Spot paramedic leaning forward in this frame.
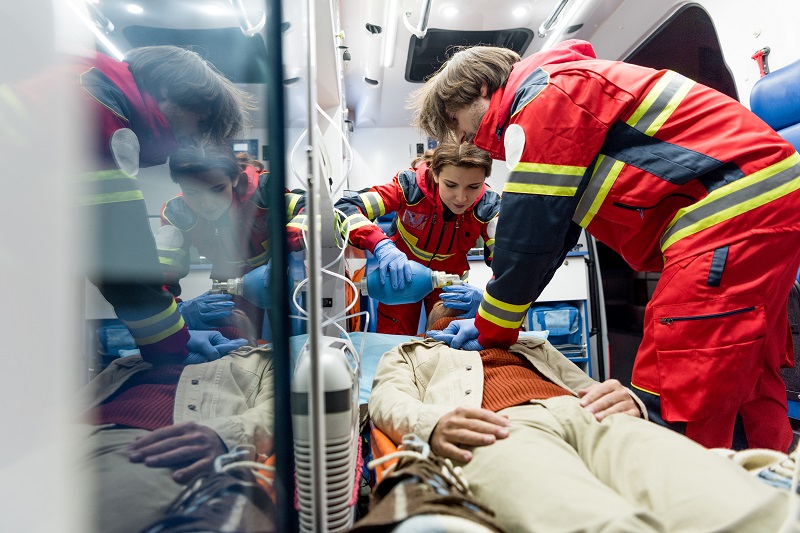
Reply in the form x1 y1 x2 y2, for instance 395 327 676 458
335 142 500 335
77 46 254 363
412 39 800 451
156 145 306 331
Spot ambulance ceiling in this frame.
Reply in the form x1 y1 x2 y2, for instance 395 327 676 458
81 0 694 129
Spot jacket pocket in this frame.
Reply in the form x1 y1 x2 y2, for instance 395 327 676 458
653 295 766 422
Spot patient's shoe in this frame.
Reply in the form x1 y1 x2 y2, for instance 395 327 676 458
350 434 506 533
711 447 800 493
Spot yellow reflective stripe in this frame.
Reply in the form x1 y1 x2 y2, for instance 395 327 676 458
247 250 269 266
573 155 625 227
395 219 454 262
81 190 144 206
643 79 693 136
505 162 585 197
83 169 135 182
478 291 530 329
124 300 186 345
286 193 302 216
484 238 495 247
661 154 800 251
288 214 308 230
625 71 695 136
134 320 185 345
359 191 386 220
503 182 576 196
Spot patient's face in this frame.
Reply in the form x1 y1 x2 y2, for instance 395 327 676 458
426 301 465 332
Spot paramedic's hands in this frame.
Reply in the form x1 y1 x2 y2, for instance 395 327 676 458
373 239 413 290
578 379 641 421
428 318 483 351
440 283 483 319
178 292 234 330
186 330 248 364
128 422 227 484
430 407 510 463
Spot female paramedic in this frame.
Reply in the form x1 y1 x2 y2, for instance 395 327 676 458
413 39 800 452
155 145 306 334
335 142 500 335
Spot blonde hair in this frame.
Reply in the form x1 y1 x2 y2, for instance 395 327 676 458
408 46 520 141
412 142 492 180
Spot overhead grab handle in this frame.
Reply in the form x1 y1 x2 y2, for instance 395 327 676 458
538 0 570 38
402 0 432 39
230 0 266 37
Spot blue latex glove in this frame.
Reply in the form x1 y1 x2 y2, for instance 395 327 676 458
373 239 413 290
427 318 484 351
440 283 484 319
185 330 248 365
178 292 234 330
241 259 272 309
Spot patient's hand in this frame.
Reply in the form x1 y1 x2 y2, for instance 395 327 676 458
127 422 227 484
430 407 510 463
577 379 641 421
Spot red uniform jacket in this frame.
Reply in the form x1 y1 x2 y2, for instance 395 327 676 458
335 162 500 277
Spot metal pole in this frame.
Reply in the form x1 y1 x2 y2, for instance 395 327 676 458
264 0 297 530
304 0 328 529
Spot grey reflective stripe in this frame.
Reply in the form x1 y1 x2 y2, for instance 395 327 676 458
359 192 383 219
661 160 800 250
507 169 583 188
630 73 690 133
479 299 528 325
125 310 183 341
572 155 619 225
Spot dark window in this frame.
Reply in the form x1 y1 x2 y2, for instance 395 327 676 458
625 4 737 100
405 28 534 83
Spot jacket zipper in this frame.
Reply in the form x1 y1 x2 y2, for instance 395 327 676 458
421 212 438 249
659 306 756 325
444 216 459 255
613 193 698 219
427 221 448 267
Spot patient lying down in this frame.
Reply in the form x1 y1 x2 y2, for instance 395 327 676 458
360 303 797 533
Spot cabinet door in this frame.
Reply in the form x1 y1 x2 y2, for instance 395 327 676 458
536 256 588 303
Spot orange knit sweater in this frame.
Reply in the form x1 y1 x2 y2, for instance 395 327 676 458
428 317 572 412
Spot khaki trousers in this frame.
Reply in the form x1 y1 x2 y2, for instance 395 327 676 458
461 396 792 533
79 425 184 533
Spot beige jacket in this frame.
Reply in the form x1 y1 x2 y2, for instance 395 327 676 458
78 346 274 456
369 337 647 446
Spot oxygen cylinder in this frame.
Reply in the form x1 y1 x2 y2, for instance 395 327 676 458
359 261 462 305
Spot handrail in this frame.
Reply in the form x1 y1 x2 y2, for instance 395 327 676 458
402 0 432 39
230 0 266 36
538 0 570 38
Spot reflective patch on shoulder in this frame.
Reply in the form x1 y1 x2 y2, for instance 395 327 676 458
504 124 525 171
398 169 425 205
110 128 140 176
80 68 131 122
162 197 198 231
472 189 501 222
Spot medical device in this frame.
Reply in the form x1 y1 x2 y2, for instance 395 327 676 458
358 261 463 305
292 336 361 532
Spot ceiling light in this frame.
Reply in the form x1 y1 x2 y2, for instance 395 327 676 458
202 4 227 16
512 6 530 18
125 4 144 14
440 4 458 17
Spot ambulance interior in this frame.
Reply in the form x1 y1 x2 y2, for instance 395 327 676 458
5 0 800 531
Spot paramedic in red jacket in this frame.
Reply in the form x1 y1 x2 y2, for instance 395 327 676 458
77 46 254 362
335 143 500 335
157 145 306 328
413 40 800 452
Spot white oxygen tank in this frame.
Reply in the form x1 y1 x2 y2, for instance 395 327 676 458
292 336 360 532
